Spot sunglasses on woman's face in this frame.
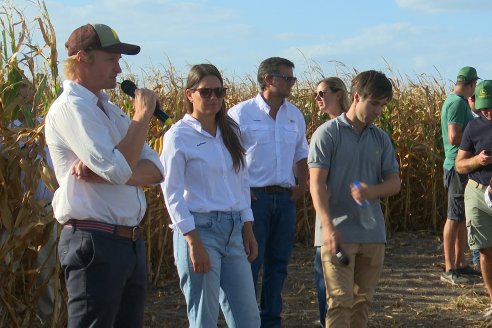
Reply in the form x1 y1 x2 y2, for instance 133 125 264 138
190 87 227 98
315 88 339 99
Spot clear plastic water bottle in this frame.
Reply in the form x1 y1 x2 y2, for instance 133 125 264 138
352 181 377 229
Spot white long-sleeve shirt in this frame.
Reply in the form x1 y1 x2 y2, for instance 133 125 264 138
160 114 253 234
45 80 164 226
228 93 309 188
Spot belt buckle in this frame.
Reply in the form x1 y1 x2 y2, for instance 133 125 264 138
132 227 139 241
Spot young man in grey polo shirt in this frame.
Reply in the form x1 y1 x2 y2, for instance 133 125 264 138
309 70 400 327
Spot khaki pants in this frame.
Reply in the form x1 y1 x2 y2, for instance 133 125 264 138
321 243 385 328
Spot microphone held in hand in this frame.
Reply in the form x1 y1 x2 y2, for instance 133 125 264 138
120 80 171 124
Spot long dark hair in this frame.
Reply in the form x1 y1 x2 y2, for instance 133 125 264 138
184 64 245 171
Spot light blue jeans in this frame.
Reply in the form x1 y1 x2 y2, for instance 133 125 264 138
174 211 260 328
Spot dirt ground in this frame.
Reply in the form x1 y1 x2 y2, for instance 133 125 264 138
143 231 492 327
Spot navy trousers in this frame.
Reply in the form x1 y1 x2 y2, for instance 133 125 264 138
58 227 147 328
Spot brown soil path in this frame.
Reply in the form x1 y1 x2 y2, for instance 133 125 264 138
144 231 491 327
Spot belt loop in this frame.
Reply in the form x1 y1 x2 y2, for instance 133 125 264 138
132 227 138 242
69 219 77 233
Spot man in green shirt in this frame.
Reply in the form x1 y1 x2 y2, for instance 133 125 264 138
440 66 479 284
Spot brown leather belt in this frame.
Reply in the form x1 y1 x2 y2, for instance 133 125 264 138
251 185 291 193
64 219 142 241
468 179 488 191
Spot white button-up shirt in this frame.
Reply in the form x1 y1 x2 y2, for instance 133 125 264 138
228 93 309 188
45 80 164 226
160 114 253 234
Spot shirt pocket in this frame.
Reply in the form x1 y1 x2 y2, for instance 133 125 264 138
193 212 215 230
282 124 298 145
242 124 273 146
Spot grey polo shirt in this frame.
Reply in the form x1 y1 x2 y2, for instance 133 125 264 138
308 113 399 244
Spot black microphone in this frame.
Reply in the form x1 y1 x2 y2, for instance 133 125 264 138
120 80 171 124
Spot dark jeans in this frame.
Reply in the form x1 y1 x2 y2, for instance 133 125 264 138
314 247 327 327
250 190 296 328
58 227 147 328
472 249 480 266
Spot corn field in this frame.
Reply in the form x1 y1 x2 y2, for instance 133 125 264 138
0 1 449 327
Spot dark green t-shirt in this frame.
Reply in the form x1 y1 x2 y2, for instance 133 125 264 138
441 93 473 170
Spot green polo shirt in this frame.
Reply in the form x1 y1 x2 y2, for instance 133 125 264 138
440 93 473 171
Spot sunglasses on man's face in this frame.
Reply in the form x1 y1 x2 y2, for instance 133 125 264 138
190 87 227 98
270 74 297 83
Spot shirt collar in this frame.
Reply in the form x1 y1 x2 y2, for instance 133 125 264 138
182 113 221 138
337 112 375 130
62 80 109 105
254 93 287 115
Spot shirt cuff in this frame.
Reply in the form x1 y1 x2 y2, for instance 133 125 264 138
240 208 254 222
172 215 196 235
107 148 133 184
145 154 165 185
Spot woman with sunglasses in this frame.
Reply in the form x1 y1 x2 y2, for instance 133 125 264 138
315 77 350 119
312 76 349 327
160 64 260 327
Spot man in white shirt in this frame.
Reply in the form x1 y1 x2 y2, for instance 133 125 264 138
45 23 163 327
228 57 309 327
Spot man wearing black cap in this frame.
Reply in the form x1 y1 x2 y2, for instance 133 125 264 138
45 23 164 327
440 66 480 285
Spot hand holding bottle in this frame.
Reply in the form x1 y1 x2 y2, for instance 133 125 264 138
351 181 377 229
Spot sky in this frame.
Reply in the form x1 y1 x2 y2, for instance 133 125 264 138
9 0 492 85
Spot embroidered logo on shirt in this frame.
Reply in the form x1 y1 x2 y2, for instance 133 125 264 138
197 142 206 146
253 119 261 122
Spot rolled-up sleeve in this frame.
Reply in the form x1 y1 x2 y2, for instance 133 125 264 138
140 142 165 183
52 100 133 185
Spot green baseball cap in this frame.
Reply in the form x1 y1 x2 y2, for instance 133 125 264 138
475 80 492 110
65 23 140 56
456 66 479 83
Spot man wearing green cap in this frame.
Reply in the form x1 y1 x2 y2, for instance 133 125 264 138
45 24 164 327
440 66 479 285
456 80 492 319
